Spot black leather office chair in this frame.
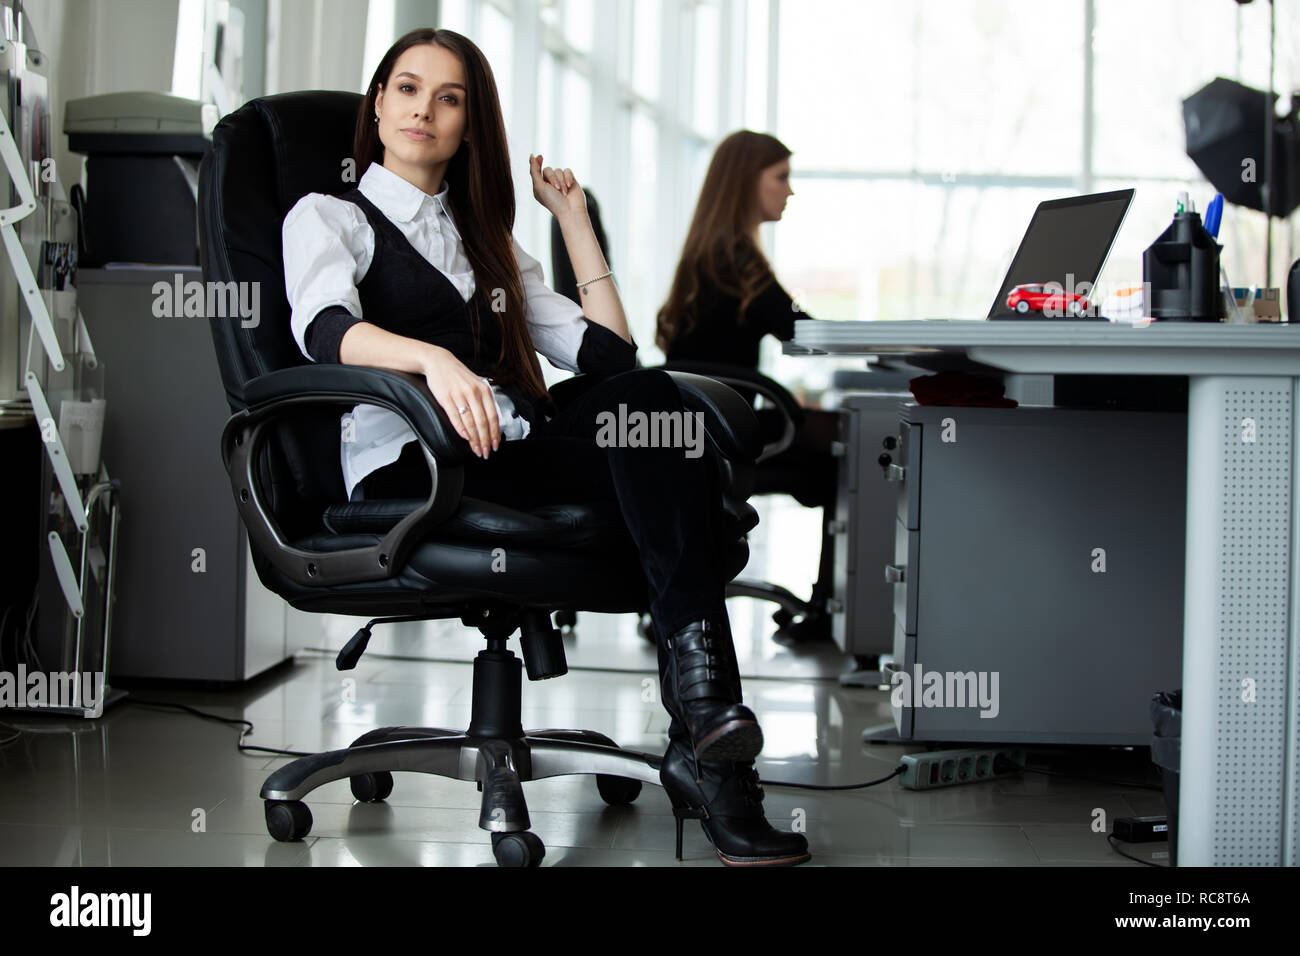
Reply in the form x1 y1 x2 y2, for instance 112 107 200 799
198 90 763 867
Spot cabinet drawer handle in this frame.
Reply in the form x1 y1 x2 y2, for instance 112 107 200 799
884 564 906 584
830 440 846 458
827 519 847 535
885 464 906 482
826 598 844 614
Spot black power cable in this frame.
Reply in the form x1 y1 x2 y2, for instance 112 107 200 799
128 699 312 758
764 765 905 791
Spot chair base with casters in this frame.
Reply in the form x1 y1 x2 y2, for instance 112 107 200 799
626 582 814 646
724 578 813 630
261 609 668 867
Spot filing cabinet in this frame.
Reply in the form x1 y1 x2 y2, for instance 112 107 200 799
881 403 1186 745
828 393 913 662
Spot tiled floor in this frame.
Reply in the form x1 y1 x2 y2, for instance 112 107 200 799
0 497 1168 867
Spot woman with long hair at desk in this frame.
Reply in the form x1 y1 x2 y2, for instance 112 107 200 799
281 29 809 866
656 131 838 646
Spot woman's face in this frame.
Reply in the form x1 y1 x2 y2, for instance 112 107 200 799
375 44 469 182
755 158 794 224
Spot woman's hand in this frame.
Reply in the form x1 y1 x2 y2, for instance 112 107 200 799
529 154 588 221
420 344 499 459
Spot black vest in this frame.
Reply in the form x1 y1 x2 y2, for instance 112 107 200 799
338 188 546 427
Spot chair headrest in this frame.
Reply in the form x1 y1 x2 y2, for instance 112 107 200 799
198 90 364 409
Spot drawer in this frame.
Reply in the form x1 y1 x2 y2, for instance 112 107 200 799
890 518 919 634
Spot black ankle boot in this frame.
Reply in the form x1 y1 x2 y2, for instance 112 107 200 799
660 737 811 866
658 619 762 763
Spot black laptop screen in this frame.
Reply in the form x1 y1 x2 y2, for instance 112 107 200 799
987 189 1134 318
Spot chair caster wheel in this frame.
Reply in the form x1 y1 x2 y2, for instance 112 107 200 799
554 610 577 632
350 771 394 802
596 774 642 806
771 607 796 629
265 800 313 841
637 614 655 644
492 831 545 867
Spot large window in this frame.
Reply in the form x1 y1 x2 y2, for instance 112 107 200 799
767 0 1300 389
478 2 514 128
459 0 751 374
350 1 766 371
342 1 1300 395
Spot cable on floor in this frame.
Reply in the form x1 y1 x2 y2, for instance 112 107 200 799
127 699 313 758
763 764 905 791
123 702 1152 802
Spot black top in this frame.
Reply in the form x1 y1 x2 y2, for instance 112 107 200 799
302 187 638 428
664 265 813 370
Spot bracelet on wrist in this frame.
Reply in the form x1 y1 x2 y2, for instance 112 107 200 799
577 270 614 293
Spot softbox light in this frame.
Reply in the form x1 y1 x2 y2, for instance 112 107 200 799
1183 76 1299 217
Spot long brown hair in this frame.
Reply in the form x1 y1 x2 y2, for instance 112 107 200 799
354 28 548 403
655 130 792 353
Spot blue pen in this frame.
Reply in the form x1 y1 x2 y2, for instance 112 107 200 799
1204 193 1243 320
1205 193 1223 238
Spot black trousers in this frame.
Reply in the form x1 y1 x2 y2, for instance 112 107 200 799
356 368 730 638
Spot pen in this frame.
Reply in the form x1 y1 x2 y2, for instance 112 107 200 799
1205 193 1223 239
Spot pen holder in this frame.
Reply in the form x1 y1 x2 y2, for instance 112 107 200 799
1143 212 1223 321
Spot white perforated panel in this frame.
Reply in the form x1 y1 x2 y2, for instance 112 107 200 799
1211 386 1291 865
1290 380 1300 869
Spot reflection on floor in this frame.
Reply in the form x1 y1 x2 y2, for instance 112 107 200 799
0 495 1167 866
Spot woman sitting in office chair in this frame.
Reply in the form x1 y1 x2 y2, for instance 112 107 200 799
656 130 838 646
280 28 808 866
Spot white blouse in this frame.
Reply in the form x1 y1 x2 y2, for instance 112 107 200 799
282 162 596 500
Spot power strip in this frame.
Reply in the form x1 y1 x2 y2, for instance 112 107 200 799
899 747 1027 790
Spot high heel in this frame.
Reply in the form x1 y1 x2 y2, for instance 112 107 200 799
671 805 705 861
661 737 811 866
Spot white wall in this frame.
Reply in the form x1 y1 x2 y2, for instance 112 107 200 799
21 0 180 194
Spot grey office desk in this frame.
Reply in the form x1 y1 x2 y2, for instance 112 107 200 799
789 319 1300 867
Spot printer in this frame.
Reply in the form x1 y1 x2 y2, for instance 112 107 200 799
64 92 219 266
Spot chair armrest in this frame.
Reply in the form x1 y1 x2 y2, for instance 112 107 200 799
223 364 467 588
663 361 801 462
242 364 471 464
662 370 763 464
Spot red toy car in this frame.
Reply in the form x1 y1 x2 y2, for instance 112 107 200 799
1006 283 1091 316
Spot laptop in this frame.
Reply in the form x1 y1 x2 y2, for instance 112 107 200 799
986 188 1135 320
